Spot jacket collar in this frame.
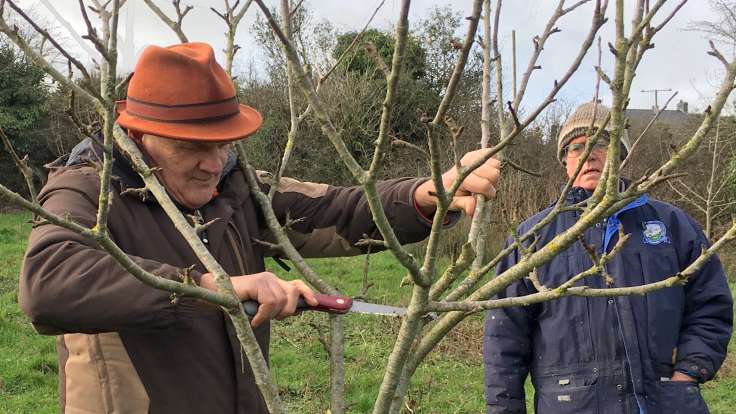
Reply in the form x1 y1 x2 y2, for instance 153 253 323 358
555 178 649 252
561 178 632 205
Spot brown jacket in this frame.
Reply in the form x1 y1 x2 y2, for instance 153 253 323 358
19 139 442 413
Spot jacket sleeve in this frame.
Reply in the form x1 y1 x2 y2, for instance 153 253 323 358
19 167 203 335
484 239 537 414
673 213 733 382
262 174 459 258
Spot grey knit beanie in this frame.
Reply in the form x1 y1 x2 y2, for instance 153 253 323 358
556 102 631 165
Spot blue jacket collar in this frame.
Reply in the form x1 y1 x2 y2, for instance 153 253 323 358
557 179 649 253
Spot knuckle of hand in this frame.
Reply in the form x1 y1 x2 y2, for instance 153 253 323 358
284 283 299 296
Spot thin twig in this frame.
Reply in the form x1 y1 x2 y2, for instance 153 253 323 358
620 90 678 170
363 41 391 79
253 0 424 286
78 0 106 55
527 268 548 292
512 0 594 111
503 158 541 177
390 137 429 158
289 0 306 18
651 0 687 34
143 0 190 42
432 0 483 124
708 39 730 67
211 0 254 76
0 125 37 203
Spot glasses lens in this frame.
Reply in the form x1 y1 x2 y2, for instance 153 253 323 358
594 138 610 149
566 143 585 158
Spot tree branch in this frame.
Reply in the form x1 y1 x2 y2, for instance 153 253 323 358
429 219 736 312
253 0 423 286
113 126 285 413
0 125 37 204
621 90 678 170
142 0 191 43
431 0 483 124
512 0 593 111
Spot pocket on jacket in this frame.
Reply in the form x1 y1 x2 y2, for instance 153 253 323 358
535 374 597 413
536 384 597 413
658 380 709 414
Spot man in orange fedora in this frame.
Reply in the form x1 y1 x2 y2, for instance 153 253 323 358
19 42 500 413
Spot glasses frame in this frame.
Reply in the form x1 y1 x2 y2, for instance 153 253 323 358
564 136 611 159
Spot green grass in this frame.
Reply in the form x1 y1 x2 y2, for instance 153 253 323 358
0 212 57 414
0 210 734 413
702 306 736 413
269 255 485 413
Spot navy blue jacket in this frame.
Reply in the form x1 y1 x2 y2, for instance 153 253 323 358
483 187 732 414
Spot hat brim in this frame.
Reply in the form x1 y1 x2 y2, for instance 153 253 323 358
115 100 263 142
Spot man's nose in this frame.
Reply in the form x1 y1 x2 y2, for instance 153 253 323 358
199 152 225 175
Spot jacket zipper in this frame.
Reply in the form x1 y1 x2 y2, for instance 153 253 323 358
602 219 645 413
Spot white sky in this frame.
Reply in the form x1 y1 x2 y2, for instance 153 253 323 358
22 0 731 113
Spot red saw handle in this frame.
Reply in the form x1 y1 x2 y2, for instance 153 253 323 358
300 293 353 314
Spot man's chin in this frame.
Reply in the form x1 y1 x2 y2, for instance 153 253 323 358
176 191 215 210
579 178 600 191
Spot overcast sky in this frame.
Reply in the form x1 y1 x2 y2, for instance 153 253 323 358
24 0 731 113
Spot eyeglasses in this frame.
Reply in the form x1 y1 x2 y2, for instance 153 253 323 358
564 138 610 159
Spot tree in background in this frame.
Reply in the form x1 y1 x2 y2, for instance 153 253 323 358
677 0 736 240
246 9 457 186
333 29 426 81
690 0 736 53
0 39 49 196
417 5 483 98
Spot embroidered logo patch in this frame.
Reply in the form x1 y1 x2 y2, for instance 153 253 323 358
642 220 669 245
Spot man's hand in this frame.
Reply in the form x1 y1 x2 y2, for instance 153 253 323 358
671 371 698 382
414 148 501 216
200 272 318 327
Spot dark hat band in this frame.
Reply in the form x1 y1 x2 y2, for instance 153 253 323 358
125 96 240 123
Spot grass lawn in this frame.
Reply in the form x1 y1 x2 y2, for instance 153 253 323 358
0 210 734 413
0 212 58 413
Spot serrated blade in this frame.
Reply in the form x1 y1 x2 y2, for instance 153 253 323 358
349 300 406 317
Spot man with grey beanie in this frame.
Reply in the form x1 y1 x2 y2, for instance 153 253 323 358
483 102 732 414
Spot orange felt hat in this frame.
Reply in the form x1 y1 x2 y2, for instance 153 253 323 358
115 42 262 142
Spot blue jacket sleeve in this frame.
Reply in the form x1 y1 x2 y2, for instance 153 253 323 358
673 213 733 382
484 239 539 414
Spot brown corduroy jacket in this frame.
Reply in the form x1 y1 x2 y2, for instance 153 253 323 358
19 139 440 413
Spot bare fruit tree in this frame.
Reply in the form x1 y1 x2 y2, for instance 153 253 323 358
1 1 735 414
667 118 736 240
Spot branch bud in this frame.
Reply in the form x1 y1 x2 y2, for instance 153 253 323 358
607 42 617 57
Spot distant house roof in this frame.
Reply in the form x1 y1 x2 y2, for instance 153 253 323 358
624 100 703 135
626 108 693 124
